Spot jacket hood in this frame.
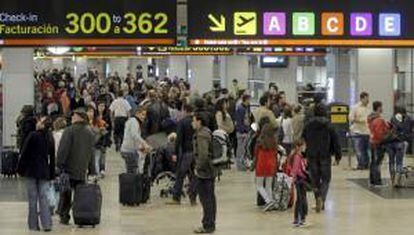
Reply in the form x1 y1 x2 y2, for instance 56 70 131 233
307 116 330 128
197 127 211 139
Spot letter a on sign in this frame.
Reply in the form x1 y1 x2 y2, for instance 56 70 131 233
264 12 286 35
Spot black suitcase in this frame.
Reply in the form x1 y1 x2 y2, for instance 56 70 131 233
73 183 102 227
119 173 142 206
257 193 266 206
141 176 151 204
1 149 19 177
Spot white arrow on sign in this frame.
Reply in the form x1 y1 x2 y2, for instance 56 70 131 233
208 14 226 32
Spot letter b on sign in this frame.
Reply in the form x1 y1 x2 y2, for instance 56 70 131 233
293 13 315 35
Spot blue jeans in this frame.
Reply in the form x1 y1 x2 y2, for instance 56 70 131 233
236 133 248 171
26 178 52 231
352 134 370 169
95 148 106 174
387 142 406 180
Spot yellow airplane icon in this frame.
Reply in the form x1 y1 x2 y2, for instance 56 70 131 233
234 12 257 35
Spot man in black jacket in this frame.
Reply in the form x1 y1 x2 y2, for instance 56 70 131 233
167 104 197 205
302 104 341 213
143 89 170 137
57 108 96 225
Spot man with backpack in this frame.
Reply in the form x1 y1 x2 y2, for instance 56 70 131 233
192 113 217 234
368 101 391 187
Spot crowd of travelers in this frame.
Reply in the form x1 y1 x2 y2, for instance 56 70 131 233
13 67 413 233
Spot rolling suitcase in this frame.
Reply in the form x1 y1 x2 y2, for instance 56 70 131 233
395 167 414 188
119 173 142 206
141 176 151 203
257 193 266 206
1 148 19 177
73 182 102 227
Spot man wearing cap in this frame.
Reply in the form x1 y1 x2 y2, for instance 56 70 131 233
234 94 252 171
57 108 96 225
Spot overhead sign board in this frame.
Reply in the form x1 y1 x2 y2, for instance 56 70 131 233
0 0 176 46
137 47 233 56
188 0 414 47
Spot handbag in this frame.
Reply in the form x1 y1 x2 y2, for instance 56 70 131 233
277 118 285 143
57 172 71 193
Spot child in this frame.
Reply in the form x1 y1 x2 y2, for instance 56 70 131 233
255 117 278 212
289 140 309 227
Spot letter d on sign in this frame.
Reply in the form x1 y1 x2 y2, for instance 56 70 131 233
351 13 373 36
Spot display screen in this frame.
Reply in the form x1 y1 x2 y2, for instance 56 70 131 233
260 56 289 68
188 0 414 47
0 0 177 46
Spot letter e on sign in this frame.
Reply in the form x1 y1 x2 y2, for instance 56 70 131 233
379 13 401 36
322 13 344 36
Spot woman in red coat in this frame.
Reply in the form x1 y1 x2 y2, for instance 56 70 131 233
255 118 278 212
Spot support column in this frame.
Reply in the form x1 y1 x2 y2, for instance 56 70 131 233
168 56 187 80
224 56 249 90
107 59 129 78
330 49 357 104
188 56 214 94
2 48 34 147
357 49 394 119
264 58 298 104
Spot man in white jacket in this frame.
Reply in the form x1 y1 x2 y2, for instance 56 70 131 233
121 107 151 174
349 92 371 170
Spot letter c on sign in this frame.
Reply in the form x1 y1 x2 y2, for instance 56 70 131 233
327 17 339 32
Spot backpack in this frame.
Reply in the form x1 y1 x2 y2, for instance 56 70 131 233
272 172 292 211
211 130 232 166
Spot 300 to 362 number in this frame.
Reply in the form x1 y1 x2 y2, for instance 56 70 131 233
65 12 169 35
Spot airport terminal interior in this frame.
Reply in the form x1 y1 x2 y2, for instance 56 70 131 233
2 0 414 234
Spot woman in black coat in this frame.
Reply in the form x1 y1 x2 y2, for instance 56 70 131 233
17 116 55 232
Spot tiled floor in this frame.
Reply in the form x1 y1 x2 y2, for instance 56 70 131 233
1 150 414 235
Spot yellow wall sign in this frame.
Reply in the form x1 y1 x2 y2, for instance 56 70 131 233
331 106 349 113
331 114 348 124
234 12 257 35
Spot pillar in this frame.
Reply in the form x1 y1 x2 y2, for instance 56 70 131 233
357 49 394 119
2 48 34 147
188 56 214 94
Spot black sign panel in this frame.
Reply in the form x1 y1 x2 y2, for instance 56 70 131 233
137 46 233 56
0 0 176 46
188 0 414 47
